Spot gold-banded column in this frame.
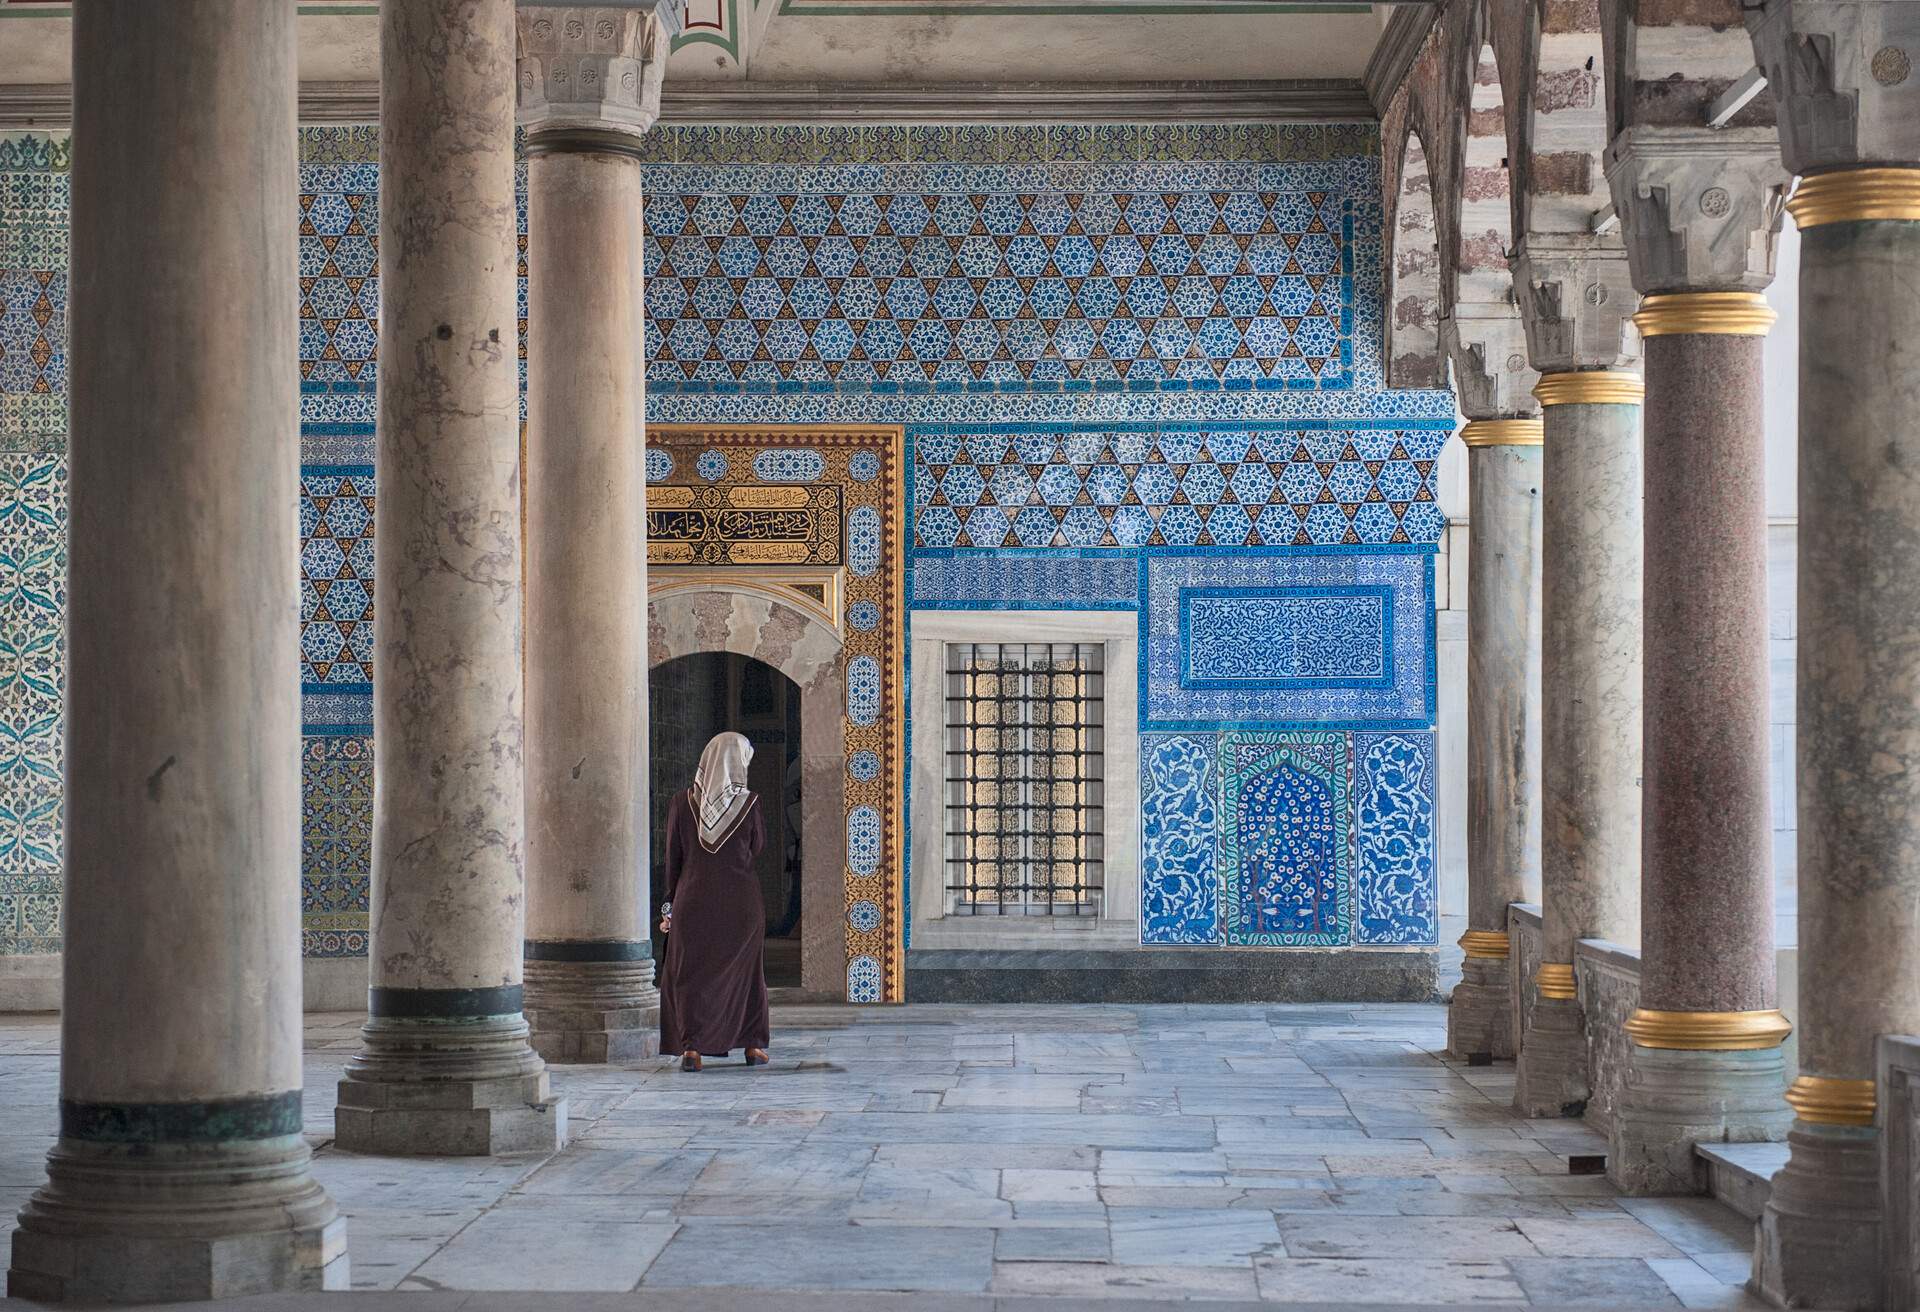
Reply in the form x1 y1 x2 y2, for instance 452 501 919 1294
1600 128 1796 1196
1612 282 1792 1192
1449 417 1544 1062
1514 366 1644 1119
1758 164 1920 1309
1743 0 1920 1296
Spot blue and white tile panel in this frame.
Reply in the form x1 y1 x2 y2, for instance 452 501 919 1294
1142 546 1434 730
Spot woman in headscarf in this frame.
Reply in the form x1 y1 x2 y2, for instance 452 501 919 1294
658 731 771 1071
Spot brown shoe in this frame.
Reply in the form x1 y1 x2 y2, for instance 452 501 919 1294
745 1048 770 1066
680 1050 703 1072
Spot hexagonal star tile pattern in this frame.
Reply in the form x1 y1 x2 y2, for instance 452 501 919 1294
0 136 67 438
298 163 379 386
912 424 1447 549
299 468 376 690
643 183 1353 390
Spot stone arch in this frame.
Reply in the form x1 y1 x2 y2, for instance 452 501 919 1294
1382 111 1445 389
1486 0 1610 242
1443 21 1541 418
1458 37 1518 309
647 585 849 998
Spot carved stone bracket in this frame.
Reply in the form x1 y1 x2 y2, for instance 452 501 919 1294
516 2 683 143
1444 302 1543 419
1511 235 1642 374
1605 126 1792 294
1745 0 1920 174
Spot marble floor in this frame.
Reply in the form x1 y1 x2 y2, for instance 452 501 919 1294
0 1003 1779 1309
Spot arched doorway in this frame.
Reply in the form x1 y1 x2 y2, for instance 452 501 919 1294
647 585 848 998
649 652 804 986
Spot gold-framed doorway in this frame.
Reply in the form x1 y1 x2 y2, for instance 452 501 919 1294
645 424 906 1003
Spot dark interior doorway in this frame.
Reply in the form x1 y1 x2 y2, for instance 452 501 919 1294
649 652 804 987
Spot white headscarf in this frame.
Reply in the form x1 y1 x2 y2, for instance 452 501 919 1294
691 731 755 851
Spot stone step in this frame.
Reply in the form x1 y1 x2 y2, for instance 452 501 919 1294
1698 1141 1789 1221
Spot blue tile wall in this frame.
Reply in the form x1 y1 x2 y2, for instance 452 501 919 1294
1353 731 1438 946
0 121 1452 968
910 550 1138 610
1140 734 1222 945
642 178 1356 391
0 134 66 957
1142 546 1435 731
300 467 376 693
910 422 1448 549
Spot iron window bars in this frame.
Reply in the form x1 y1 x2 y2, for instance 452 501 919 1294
943 642 1106 916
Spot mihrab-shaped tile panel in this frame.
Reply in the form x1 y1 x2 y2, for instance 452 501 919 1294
1218 731 1352 947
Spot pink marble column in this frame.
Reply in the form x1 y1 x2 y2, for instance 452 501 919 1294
1608 298 1792 1195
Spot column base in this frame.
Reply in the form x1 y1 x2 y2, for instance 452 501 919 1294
1448 956 1516 1060
1513 995 1591 1118
523 956 660 1065
1755 1122 1882 1310
1609 1045 1791 1195
333 1014 568 1156
7 1136 347 1302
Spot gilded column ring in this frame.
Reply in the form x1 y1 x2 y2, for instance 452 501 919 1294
1532 371 1644 408
1457 929 1512 959
1622 1007 1792 1050
1632 292 1777 338
1784 1074 1877 1126
1535 962 1577 1000
1787 167 1920 228
1459 419 1543 448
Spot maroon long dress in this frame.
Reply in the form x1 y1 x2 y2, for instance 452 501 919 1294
659 787 771 1057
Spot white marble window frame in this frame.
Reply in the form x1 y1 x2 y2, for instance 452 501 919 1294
910 610 1141 951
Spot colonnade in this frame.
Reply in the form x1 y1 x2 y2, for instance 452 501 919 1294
5 0 672 1298
7 0 1920 1304
1451 4 1920 1303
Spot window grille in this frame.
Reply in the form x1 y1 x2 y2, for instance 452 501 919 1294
944 642 1105 916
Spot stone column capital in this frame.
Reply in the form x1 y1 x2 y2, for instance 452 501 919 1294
1511 236 1642 374
1745 0 1920 174
515 2 682 146
1604 126 1793 295
1443 302 1543 421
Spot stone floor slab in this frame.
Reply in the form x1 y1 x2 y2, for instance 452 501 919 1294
1506 1256 1685 1306
405 1214 678 1291
1253 1256 1526 1304
640 1221 994 1292
0 1002 1762 1307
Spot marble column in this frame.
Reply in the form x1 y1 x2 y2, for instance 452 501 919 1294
1742 4 1920 1301
333 0 565 1156
1602 132 1794 1196
1513 366 1644 1118
517 3 676 1065
1443 306 1547 1063
1450 419 1544 1062
5 1 346 1299
1506 239 1644 1118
